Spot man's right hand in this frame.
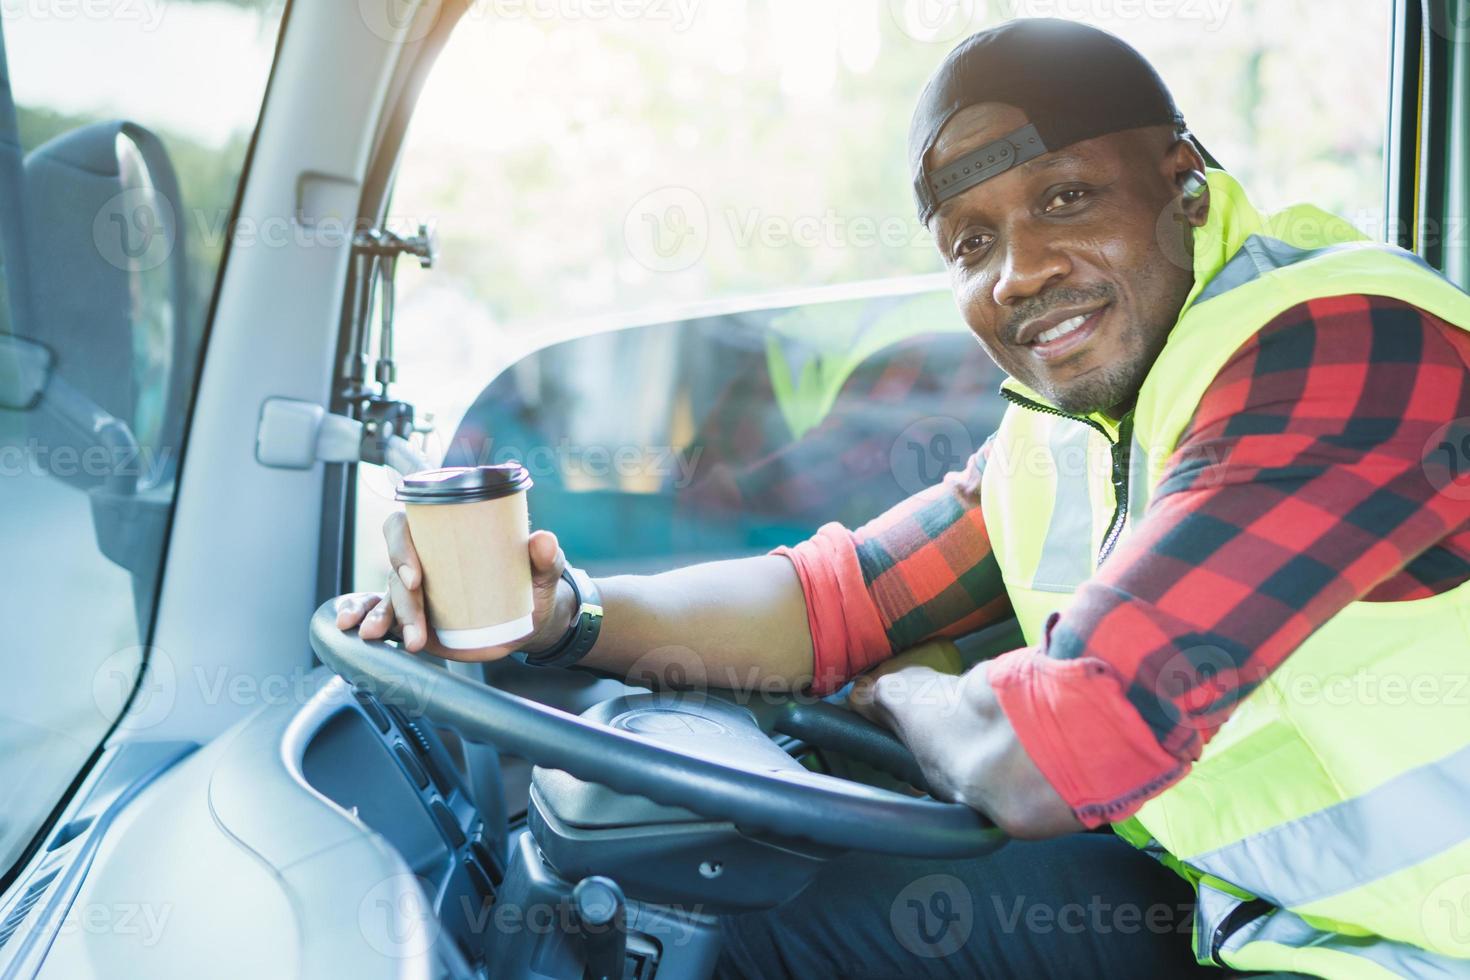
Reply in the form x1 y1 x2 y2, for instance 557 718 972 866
333 512 577 662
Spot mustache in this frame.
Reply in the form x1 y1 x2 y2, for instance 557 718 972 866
1006 284 1116 343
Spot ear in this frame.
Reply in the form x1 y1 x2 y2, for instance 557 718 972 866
1162 138 1210 227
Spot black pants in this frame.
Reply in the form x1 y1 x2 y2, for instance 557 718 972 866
715 831 1218 980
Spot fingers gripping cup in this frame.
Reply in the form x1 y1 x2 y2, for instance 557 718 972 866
396 464 535 650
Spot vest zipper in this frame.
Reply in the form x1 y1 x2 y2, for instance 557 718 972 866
998 388 1134 565
1209 898 1273 965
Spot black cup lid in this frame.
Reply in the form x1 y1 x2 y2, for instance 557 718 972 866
395 464 533 504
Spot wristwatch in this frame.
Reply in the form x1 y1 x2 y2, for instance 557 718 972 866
520 565 603 669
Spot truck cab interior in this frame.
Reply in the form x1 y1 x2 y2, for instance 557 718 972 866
0 2 1465 978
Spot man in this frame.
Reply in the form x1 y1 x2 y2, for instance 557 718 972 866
338 19 1470 979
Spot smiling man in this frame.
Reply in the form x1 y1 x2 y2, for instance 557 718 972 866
784 18 1470 977
925 110 1194 420
342 18 1470 979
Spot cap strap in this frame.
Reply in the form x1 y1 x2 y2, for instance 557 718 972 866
925 122 1048 211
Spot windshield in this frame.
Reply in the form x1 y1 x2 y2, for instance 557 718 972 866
0 0 285 878
355 0 1393 589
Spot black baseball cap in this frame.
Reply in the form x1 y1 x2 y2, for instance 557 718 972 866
909 19 1219 225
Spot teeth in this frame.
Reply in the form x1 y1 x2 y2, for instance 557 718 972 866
1034 314 1088 345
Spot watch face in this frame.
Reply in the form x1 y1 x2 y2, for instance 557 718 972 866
523 567 603 668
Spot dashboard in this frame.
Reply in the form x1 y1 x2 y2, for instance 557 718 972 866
0 670 493 980
301 686 505 967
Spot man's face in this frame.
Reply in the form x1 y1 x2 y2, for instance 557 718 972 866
929 104 1203 416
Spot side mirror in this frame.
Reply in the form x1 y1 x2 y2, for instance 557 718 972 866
0 334 54 411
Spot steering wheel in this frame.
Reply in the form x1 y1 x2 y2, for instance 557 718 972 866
309 599 1006 858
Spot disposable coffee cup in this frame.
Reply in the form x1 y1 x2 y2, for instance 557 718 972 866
395 464 535 650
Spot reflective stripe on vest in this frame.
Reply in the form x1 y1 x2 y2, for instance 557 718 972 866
1219 906 1470 979
1189 742 1470 911
1192 234 1443 307
979 170 1470 973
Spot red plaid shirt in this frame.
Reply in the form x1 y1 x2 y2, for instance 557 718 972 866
778 296 1470 826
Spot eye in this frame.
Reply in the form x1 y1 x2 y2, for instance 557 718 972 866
1043 188 1089 212
953 232 993 260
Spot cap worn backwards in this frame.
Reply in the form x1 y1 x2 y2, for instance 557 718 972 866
909 19 1202 225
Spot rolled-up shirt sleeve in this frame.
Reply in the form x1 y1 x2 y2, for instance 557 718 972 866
773 439 1012 694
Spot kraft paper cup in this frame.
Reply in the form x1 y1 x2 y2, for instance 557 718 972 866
396 464 534 650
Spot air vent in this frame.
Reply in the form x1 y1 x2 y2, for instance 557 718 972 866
0 867 60 952
48 816 94 852
401 717 433 756
400 718 458 793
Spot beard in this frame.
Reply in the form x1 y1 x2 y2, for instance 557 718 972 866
1041 345 1157 416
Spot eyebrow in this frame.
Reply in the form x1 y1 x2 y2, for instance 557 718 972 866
1020 153 1075 174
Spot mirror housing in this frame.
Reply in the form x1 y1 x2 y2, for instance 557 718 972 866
0 334 54 410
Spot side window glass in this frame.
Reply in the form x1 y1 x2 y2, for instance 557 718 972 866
0 0 285 875
438 289 1003 575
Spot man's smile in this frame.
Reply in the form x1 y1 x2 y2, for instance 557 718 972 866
1017 302 1111 363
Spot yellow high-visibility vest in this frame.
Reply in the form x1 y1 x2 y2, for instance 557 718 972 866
980 170 1470 977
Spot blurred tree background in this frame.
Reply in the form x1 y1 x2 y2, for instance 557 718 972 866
390 0 1392 332
380 0 1394 442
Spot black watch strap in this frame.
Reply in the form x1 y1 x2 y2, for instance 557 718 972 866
521 566 603 669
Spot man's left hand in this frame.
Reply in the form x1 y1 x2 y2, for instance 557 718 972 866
848 645 1084 840
848 640 964 723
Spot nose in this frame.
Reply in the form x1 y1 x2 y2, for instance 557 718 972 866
992 227 1071 309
